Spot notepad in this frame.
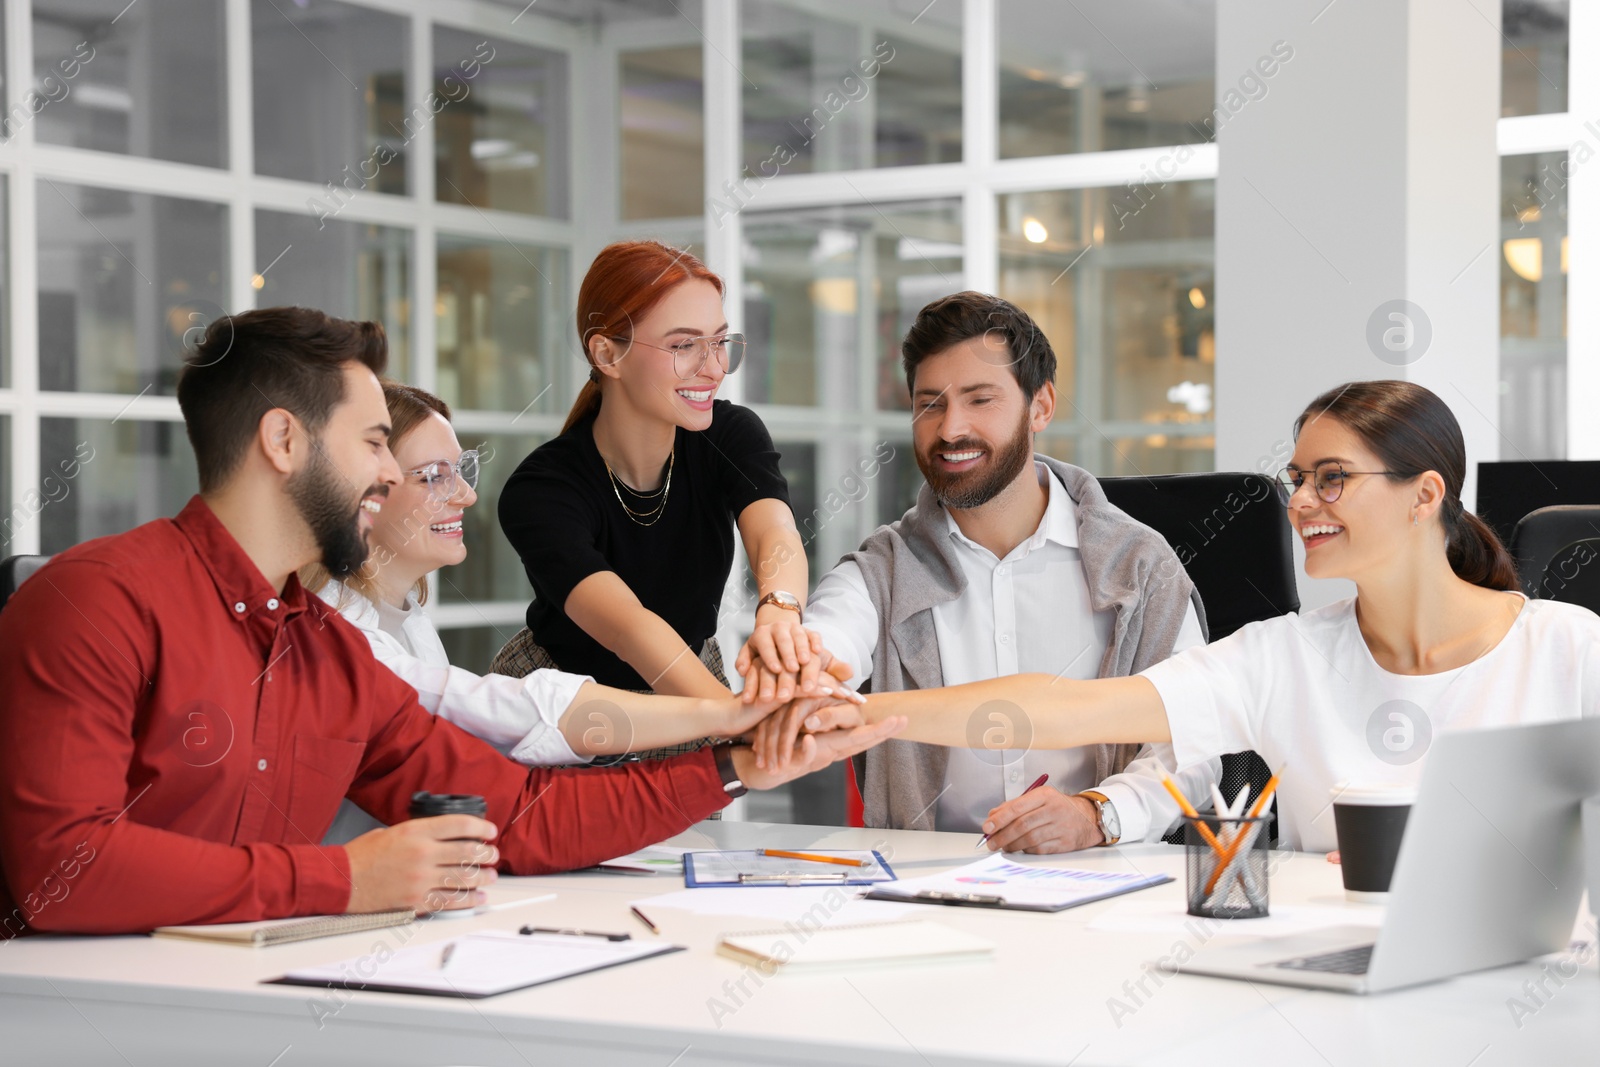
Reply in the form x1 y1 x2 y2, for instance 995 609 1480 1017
153 909 417 947
269 930 683 998
717 919 994 972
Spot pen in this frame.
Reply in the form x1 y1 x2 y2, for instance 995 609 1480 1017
439 942 456 970
976 773 1051 850
629 906 660 935
758 849 869 868
520 926 632 941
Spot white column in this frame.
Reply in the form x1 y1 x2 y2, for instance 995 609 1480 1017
1568 1 1599 459
1215 0 1502 608
702 0 744 412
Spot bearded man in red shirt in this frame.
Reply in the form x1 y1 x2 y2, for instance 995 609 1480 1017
0 307 900 936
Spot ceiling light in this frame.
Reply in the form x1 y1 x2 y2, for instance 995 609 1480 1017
1022 218 1049 244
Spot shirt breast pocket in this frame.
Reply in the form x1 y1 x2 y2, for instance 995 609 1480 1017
288 736 367 841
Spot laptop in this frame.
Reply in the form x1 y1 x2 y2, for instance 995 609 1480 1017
1176 717 1600 994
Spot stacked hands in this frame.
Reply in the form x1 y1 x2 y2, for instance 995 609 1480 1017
734 620 1105 856
344 619 907 917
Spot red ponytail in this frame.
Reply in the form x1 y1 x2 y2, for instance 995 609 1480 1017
562 241 724 435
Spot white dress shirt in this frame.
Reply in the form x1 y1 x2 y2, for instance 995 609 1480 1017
805 461 1208 836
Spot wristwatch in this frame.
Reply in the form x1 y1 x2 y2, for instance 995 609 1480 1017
711 743 748 799
756 590 803 619
1077 790 1122 846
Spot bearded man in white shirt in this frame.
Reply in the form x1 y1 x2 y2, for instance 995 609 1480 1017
738 292 1214 852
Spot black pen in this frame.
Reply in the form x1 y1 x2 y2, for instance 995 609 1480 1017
520 925 632 941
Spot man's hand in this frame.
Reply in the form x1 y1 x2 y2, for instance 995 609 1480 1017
750 693 869 771
733 714 906 791
344 816 499 914
979 789 1104 854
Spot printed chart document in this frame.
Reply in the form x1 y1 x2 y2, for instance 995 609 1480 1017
685 850 895 887
594 845 695 875
268 930 681 999
865 854 1171 913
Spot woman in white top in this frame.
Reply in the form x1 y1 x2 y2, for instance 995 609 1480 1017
303 380 850 770
758 380 1600 853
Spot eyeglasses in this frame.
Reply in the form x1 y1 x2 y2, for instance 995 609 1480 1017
403 449 480 502
613 333 746 380
1274 461 1412 504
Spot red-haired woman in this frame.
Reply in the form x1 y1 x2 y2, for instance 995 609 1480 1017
494 241 835 752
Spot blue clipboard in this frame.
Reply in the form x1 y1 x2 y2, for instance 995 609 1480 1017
683 849 897 887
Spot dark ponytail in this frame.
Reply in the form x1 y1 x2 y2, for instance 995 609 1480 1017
1295 380 1519 592
1445 506 1520 592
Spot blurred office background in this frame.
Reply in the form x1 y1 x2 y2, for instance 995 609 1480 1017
0 0 1575 819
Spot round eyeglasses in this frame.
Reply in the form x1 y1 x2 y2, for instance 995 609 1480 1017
613 333 746 380
404 449 480 502
1274 461 1412 505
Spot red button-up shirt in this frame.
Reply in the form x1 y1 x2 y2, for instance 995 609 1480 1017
0 496 729 936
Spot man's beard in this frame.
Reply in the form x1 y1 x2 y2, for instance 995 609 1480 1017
288 446 378 579
917 410 1033 511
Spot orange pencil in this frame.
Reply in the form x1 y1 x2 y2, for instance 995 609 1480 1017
1202 774 1281 897
1161 775 1226 855
758 849 868 868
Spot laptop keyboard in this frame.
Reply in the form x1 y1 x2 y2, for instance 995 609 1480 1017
1272 944 1375 975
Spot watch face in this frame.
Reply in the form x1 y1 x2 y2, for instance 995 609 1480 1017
1099 801 1121 841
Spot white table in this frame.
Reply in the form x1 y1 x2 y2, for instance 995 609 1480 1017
1 821 1594 1066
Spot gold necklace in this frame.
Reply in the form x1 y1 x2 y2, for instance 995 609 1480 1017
605 450 674 526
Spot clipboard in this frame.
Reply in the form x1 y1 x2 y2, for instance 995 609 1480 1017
267 930 682 999
683 849 897 887
861 855 1171 912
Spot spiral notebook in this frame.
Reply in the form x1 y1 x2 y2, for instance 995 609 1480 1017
716 919 994 971
152 909 416 947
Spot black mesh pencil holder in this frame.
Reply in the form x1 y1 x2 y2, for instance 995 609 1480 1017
1183 814 1270 919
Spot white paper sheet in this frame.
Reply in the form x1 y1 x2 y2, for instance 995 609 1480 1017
1087 899 1386 937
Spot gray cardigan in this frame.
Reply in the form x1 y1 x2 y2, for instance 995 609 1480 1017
846 456 1206 830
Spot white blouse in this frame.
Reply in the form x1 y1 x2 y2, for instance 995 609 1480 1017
316 580 590 767
1143 594 1600 852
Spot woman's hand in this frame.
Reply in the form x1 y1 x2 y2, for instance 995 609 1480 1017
738 624 860 707
721 660 854 740
738 618 819 702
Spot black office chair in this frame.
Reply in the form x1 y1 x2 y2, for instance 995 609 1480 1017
1100 473 1299 841
1477 460 1600 551
0 555 51 614
1509 506 1600 613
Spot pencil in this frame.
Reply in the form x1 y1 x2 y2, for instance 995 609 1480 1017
1201 774 1281 897
757 849 869 868
1161 775 1226 854
629 906 660 935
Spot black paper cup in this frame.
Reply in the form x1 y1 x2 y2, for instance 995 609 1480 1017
408 792 489 918
1330 784 1414 902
